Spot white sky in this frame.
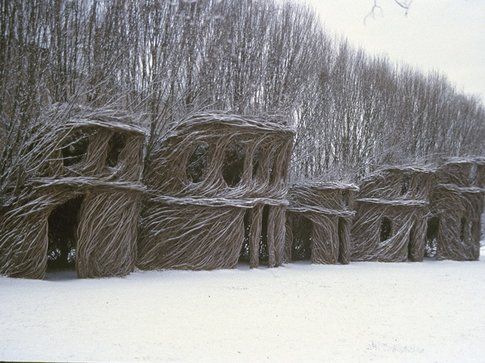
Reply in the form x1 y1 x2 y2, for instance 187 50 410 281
303 0 485 101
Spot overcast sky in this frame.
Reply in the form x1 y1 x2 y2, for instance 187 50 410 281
302 0 485 101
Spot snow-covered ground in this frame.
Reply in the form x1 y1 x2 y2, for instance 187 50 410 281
1 247 485 363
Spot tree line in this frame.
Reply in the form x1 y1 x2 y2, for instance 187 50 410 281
1 0 483 182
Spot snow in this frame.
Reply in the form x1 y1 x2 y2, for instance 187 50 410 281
1 247 485 362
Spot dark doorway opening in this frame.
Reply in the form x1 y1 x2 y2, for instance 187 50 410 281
425 216 439 258
337 217 347 263
47 195 84 271
408 224 415 260
291 215 313 261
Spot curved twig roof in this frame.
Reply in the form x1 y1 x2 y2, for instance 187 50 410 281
173 112 294 134
144 111 295 206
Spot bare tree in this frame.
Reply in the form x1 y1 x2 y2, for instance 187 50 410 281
0 0 483 189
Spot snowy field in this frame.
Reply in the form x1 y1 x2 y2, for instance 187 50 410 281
1 247 485 362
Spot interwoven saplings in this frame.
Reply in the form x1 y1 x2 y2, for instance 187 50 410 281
0 105 146 279
429 158 484 260
351 166 435 262
138 112 295 270
285 181 358 264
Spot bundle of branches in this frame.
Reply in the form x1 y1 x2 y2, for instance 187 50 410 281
286 181 358 264
138 112 294 270
351 166 435 262
0 104 146 279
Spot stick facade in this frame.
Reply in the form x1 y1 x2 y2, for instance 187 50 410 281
1 106 483 279
429 158 484 260
285 182 358 264
137 113 294 270
0 106 146 278
350 166 435 262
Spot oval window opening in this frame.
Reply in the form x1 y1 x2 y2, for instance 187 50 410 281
380 217 392 242
222 143 245 187
186 142 209 183
61 131 89 167
106 132 127 167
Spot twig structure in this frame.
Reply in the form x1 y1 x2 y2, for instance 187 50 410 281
285 182 358 264
0 105 483 279
350 166 435 262
429 158 485 260
0 105 146 278
137 112 294 270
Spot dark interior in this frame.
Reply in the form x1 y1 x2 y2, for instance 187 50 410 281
186 142 210 183
238 206 271 264
291 215 313 261
258 205 270 263
460 216 468 242
337 217 346 263
425 216 439 258
47 195 84 271
61 131 89 166
222 143 245 187
239 209 251 262
106 132 127 167
407 224 415 260
380 217 392 242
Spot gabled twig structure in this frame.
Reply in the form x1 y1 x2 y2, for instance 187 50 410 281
137 113 294 270
285 182 358 264
351 166 435 262
0 105 146 279
429 158 484 260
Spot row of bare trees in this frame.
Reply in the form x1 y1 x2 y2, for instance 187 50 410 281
1 0 484 182
293 43 485 180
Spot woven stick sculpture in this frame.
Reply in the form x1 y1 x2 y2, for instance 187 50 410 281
0 105 146 279
350 166 435 262
285 182 358 264
138 112 294 270
430 158 484 260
